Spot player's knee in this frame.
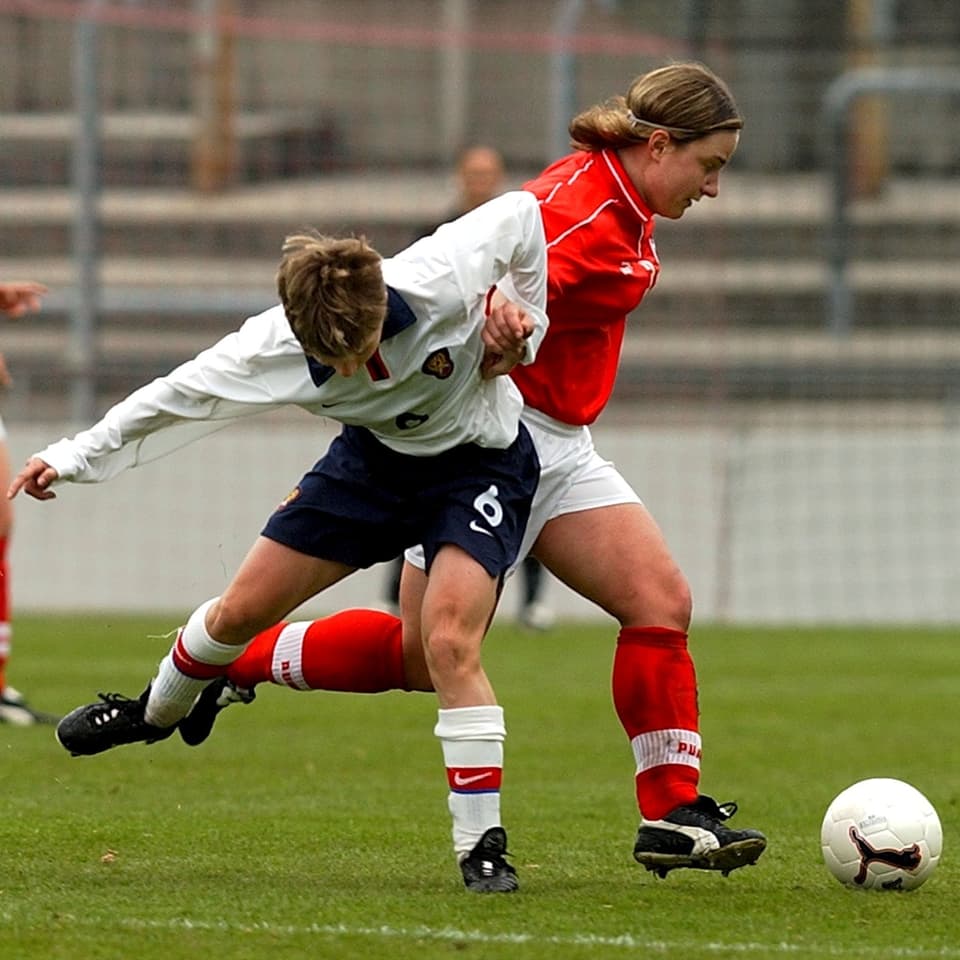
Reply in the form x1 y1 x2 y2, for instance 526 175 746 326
423 626 482 682
205 594 267 644
619 564 692 632
666 570 693 631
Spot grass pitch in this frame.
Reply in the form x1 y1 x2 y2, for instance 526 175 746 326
1 614 957 959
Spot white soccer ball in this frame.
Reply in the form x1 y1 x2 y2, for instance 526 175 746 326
820 778 942 890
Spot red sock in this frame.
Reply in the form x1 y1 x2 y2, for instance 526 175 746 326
0 536 9 691
226 608 408 693
612 626 701 820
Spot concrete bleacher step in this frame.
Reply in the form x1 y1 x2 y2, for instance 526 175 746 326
0 111 343 187
1 172 958 416
13 211 960 262
3 172 960 261
3 319 958 423
1 254 955 330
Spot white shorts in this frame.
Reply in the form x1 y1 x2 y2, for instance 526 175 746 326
0 415 6 442
405 407 641 575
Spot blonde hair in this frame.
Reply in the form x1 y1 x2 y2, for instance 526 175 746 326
568 61 742 152
276 232 386 359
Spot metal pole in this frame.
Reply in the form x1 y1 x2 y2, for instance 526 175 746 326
846 0 895 198
439 0 469 164
549 0 584 161
822 67 960 336
191 0 236 192
684 0 710 61
71 0 102 425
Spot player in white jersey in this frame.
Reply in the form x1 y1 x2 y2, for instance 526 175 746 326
8 192 547 892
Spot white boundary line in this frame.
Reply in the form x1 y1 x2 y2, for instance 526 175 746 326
18 915 960 958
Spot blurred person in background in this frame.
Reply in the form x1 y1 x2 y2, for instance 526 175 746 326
177 62 768 881
0 281 59 725
384 144 555 630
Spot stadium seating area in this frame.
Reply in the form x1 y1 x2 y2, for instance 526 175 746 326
1 160 957 419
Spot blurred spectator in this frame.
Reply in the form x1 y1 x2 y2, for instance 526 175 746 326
0 281 59 725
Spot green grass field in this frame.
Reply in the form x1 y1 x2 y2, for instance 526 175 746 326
1 615 956 959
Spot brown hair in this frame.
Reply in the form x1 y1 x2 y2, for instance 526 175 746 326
568 61 743 151
276 232 386 359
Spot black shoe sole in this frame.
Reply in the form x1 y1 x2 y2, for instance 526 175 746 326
464 875 520 893
635 836 767 879
55 725 101 757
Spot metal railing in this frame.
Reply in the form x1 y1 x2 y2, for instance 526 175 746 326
822 66 960 336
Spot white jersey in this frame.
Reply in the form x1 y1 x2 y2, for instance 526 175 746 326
36 191 548 486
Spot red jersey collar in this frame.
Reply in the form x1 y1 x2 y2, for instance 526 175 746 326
600 149 653 223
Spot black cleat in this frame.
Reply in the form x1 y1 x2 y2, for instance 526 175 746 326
178 678 255 746
55 688 175 757
0 686 61 726
459 826 519 893
633 795 767 879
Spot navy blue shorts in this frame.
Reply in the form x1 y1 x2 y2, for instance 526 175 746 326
261 424 539 578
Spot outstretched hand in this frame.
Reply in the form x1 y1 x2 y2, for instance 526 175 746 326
480 299 534 380
8 458 60 501
0 281 48 317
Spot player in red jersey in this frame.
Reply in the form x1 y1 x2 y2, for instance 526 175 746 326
0 281 60 727
181 62 767 880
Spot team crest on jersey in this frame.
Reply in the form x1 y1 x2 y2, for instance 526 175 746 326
277 486 301 509
422 348 454 380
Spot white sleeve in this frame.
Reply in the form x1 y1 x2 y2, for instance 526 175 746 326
36 309 303 485
407 191 549 363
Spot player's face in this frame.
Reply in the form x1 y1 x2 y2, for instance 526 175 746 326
642 129 739 220
315 323 383 377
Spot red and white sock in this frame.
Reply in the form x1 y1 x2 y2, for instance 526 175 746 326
146 598 248 727
434 705 505 859
226 609 407 693
612 626 701 821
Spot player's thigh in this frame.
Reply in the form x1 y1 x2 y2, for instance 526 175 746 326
534 502 691 629
419 545 499 657
215 536 355 640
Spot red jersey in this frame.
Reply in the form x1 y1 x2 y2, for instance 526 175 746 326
512 149 660 425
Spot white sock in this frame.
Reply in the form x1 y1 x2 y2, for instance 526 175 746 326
145 598 249 727
434 705 506 859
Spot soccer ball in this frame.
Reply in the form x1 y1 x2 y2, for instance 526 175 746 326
820 778 942 890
